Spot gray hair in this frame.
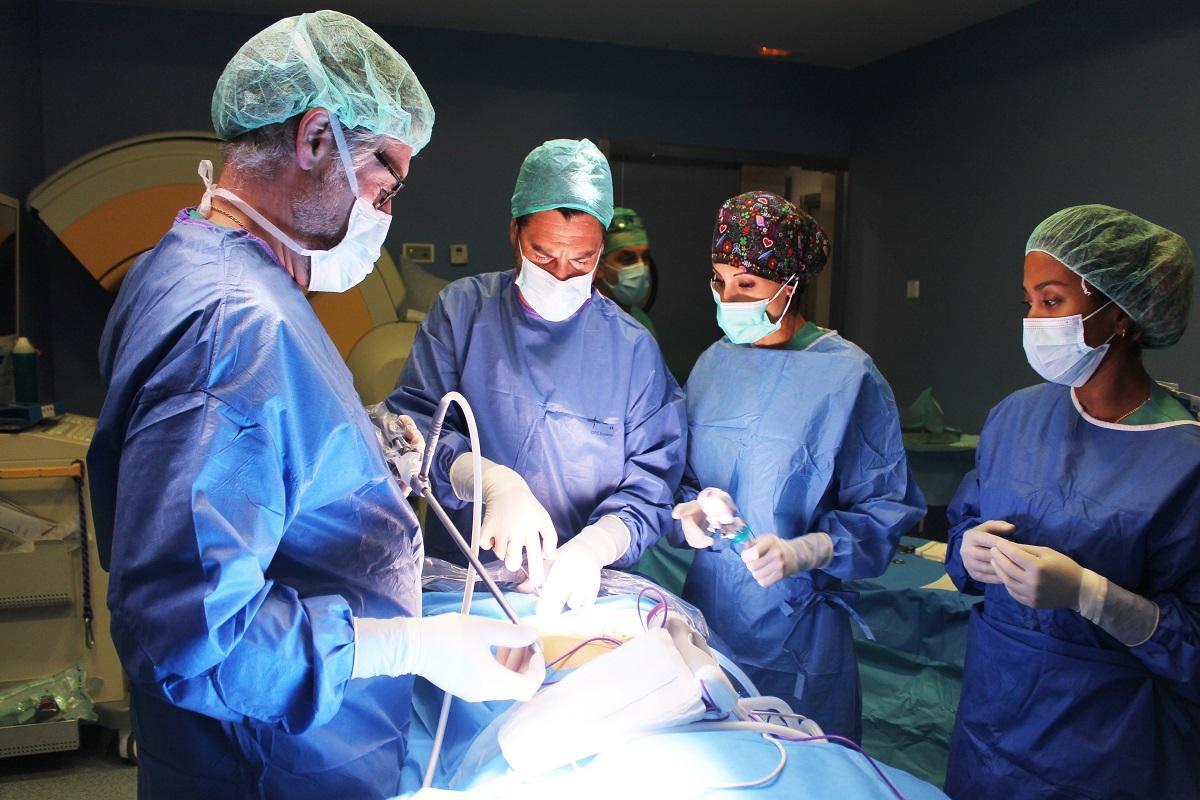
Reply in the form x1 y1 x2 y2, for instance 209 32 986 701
219 115 387 183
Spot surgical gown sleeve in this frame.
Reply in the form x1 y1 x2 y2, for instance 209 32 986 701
812 369 925 581
944 469 987 596
109 390 355 734
1120 502 1200 700
386 292 472 511
590 344 687 567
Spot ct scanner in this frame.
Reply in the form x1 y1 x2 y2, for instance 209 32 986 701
26 131 445 404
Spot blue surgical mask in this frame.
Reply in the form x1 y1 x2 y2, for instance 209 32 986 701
1022 301 1115 387
713 278 797 345
604 262 651 307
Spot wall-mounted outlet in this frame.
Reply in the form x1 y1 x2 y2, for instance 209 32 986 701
450 244 469 265
402 242 435 263
906 279 920 300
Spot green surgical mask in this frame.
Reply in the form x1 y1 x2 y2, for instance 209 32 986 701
605 262 651 307
713 278 796 344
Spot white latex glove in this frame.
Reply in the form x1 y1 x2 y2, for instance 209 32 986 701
1077 571 1160 647
741 533 834 588
991 541 1160 645
959 520 1015 584
352 613 545 702
538 516 630 615
990 540 1086 609
671 500 715 548
450 454 557 587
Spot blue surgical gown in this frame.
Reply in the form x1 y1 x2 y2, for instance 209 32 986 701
87 212 423 799
945 384 1200 800
679 333 925 741
387 271 686 567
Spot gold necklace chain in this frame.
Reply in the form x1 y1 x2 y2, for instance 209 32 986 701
212 205 245 229
1114 393 1151 424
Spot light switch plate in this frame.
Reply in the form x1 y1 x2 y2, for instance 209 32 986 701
402 242 435 263
906 279 920 300
450 244 469 265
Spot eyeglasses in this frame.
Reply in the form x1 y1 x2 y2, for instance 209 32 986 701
374 151 405 209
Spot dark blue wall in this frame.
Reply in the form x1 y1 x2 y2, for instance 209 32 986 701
13 0 852 412
846 0 1200 429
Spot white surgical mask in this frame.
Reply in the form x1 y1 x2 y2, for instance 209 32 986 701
1022 300 1115 387
713 277 796 345
515 238 597 322
197 116 391 293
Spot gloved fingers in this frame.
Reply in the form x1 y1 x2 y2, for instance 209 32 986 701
523 539 546 589
504 532 529 573
741 535 778 562
992 540 1039 572
680 515 715 549
989 545 1030 586
965 529 1004 550
469 652 544 703
539 513 559 560
479 620 540 649
566 578 599 611
480 513 503 554
536 568 568 618
396 414 424 451
671 500 698 520
977 520 1017 536
495 644 534 673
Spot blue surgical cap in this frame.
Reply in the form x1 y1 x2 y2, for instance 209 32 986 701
212 10 434 153
1026 204 1195 348
510 139 614 228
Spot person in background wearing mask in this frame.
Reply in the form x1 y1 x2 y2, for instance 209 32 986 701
671 191 924 741
390 139 686 614
595 206 658 336
87 13 542 799
945 205 1200 799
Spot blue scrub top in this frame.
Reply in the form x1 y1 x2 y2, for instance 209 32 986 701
88 211 423 798
680 330 925 739
389 271 686 566
945 383 1200 800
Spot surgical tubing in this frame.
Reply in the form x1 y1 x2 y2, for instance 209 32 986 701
421 391 485 790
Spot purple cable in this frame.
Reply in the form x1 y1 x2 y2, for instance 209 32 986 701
545 635 623 671
636 586 670 631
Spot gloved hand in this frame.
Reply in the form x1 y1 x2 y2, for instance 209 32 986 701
667 501 710 551
352 613 545 702
741 533 834 588
989 540 1085 609
671 499 715 548
959 520 1015 584
538 516 631 615
450 454 557 587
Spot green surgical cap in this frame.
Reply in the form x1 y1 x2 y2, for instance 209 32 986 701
510 139 613 228
1026 204 1195 348
605 207 649 254
211 10 434 152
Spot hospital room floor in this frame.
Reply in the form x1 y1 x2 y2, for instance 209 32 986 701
0 726 136 799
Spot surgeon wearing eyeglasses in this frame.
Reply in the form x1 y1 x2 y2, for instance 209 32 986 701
86 13 543 799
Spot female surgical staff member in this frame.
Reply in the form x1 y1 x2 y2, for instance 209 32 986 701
945 205 1200 799
672 191 925 740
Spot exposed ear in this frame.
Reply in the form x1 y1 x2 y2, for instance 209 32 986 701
509 219 518 248
294 108 336 173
